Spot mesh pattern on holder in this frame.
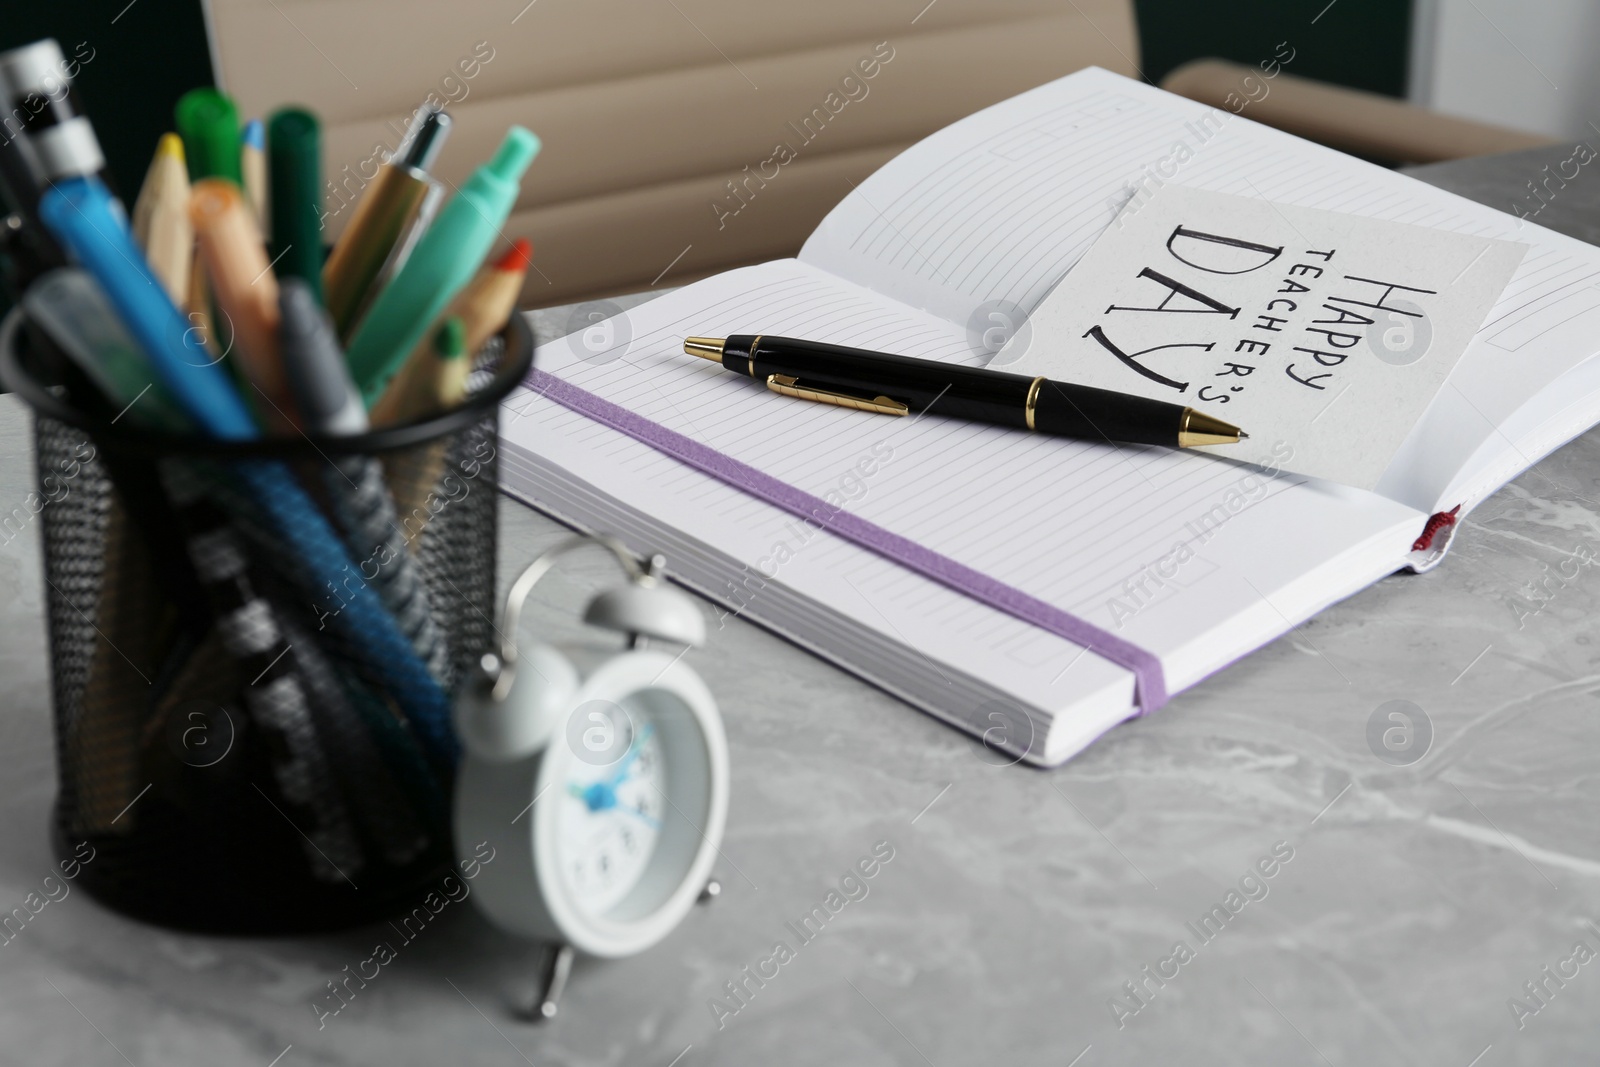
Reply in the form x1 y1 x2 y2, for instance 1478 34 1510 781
14 318 529 933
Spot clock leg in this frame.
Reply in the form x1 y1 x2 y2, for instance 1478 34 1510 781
533 942 574 1021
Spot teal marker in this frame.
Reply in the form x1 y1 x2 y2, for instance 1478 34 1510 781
346 125 539 402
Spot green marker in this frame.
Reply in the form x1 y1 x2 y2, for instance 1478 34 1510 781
346 125 539 402
174 87 242 184
268 107 325 302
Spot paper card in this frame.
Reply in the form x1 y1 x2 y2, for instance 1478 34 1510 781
993 186 1527 488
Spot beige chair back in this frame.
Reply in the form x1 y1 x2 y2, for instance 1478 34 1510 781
205 0 1138 305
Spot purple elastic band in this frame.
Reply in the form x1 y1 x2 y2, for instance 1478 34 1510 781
525 368 1169 713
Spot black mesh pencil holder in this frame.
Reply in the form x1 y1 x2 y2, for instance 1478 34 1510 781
0 309 534 934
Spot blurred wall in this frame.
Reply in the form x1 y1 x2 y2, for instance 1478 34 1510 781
206 0 1142 306
1414 0 1600 139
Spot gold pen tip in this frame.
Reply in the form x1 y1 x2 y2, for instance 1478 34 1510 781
1177 410 1247 448
683 336 726 361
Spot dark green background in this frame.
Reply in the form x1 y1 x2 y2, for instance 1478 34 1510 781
0 0 214 201
1135 0 1413 96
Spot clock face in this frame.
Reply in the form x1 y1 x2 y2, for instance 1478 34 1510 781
557 709 666 917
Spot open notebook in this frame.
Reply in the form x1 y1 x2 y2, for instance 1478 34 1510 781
498 69 1600 766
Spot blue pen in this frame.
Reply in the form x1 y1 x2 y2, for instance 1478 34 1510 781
37 176 255 438
39 175 459 762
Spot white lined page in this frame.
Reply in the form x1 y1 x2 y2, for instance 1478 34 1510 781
521 258 1419 693
799 68 1600 513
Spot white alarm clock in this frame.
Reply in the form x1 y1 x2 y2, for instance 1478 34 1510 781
453 534 728 1014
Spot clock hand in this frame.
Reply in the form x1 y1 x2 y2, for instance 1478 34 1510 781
622 805 661 830
572 781 659 829
606 723 656 786
573 780 618 812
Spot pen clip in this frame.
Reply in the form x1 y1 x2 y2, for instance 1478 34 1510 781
765 374 908 416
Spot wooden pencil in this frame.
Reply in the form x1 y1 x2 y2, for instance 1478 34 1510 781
189 178 295 430
131 132 192 304
383 319 468 541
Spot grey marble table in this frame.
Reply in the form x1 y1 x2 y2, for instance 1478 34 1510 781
4 142 1600 1067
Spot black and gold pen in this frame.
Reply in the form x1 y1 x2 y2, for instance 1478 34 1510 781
683 334 1246 449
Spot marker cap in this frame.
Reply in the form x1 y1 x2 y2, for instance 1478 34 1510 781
175 88 243 184
0 39 69 98
0 38 105 182
486 126 539 185
267 106 324 298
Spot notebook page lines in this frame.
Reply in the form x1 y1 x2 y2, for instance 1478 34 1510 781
830 91 1178 312
501 399 1138 717
848 91 1140 259
805 70 1598 360
547 261 1279 620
